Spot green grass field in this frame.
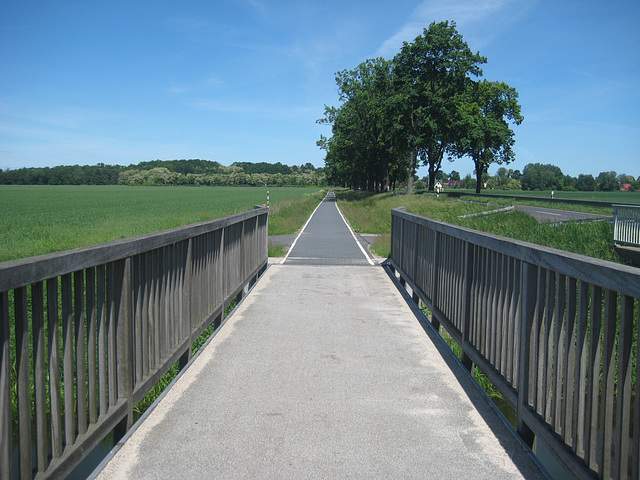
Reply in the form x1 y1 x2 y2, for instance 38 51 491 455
453 188 640 204
0 185 325 263
336 190 622 264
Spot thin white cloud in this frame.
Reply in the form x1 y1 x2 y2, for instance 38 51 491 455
376 0 533 58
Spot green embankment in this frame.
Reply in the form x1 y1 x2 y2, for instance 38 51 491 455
335 190 621 264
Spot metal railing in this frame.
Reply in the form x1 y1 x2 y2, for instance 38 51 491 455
614 204 640 247
1 207 268 479
388 207 639 480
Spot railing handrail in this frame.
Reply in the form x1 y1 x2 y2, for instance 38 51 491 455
389 206 639 480
0 208 266 292
392 206 640 298
1 207 269 479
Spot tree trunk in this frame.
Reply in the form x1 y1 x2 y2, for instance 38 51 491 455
475 158 483 194
406 146 418 195
428 162 436 191
382 155 390 192
426 144 444 192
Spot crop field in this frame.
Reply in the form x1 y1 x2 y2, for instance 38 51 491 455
0 185 325 263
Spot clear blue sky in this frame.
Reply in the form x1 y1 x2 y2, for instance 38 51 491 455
1 0 638 179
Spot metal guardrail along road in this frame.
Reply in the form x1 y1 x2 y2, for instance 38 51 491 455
613 204 640 247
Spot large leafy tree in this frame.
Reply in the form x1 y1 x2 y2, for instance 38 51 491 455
596 171 619 191
454 80 523 193
521 163 565 191
318 58 408 191
393 21 486 194
575 173 596 191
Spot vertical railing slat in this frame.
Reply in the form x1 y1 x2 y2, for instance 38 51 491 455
633 300 640 480
107 263 118 409
87 267 98 424
152 248 160 369
32 281 49 473
531 267 544 411
134 254 143 387
543 270 556 423
488 250 497 367
62 273 76 449
614 294 634 479
601 289 618 480
75 270 88 436
574 280 589 458
141 252 150 378
47 279 63 459
0 291 12 480
505 257 517 386
460 242 473 370
586 285 602 470
15 286 32 479
116 258 134 430
563 277 577 445
517 262 536 447
553 274 566 434
97 264 108 416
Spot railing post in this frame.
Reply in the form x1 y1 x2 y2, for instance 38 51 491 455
0 292 12 480
460 242 474 371
116 257 134 430
15 286 32 479
517 261 537 447
430 231 441 331
179 238 193 370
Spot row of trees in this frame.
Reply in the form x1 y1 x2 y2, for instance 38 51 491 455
0 159 326 187
117 167 325 187
425 164 639 191
317 21 523 194
517 164 639 191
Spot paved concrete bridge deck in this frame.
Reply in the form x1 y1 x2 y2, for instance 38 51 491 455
95 192 546 479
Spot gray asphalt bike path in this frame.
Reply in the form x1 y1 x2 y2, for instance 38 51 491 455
284 190 373 266
95 193 546 479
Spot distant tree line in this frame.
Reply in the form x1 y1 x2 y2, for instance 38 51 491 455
317 21 523 194
424 163 639 192
0 159 326 187
0 163 122 185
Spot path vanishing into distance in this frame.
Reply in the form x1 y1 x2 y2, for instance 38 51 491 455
94 192 547 479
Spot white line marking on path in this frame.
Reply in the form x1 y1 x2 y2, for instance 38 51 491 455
334 201 375 266
280 195 325 265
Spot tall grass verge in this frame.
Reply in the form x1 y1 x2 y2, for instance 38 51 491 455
336 190 620 263
267 189 326 235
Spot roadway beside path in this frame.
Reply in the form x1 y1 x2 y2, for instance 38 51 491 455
514 205 610 223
